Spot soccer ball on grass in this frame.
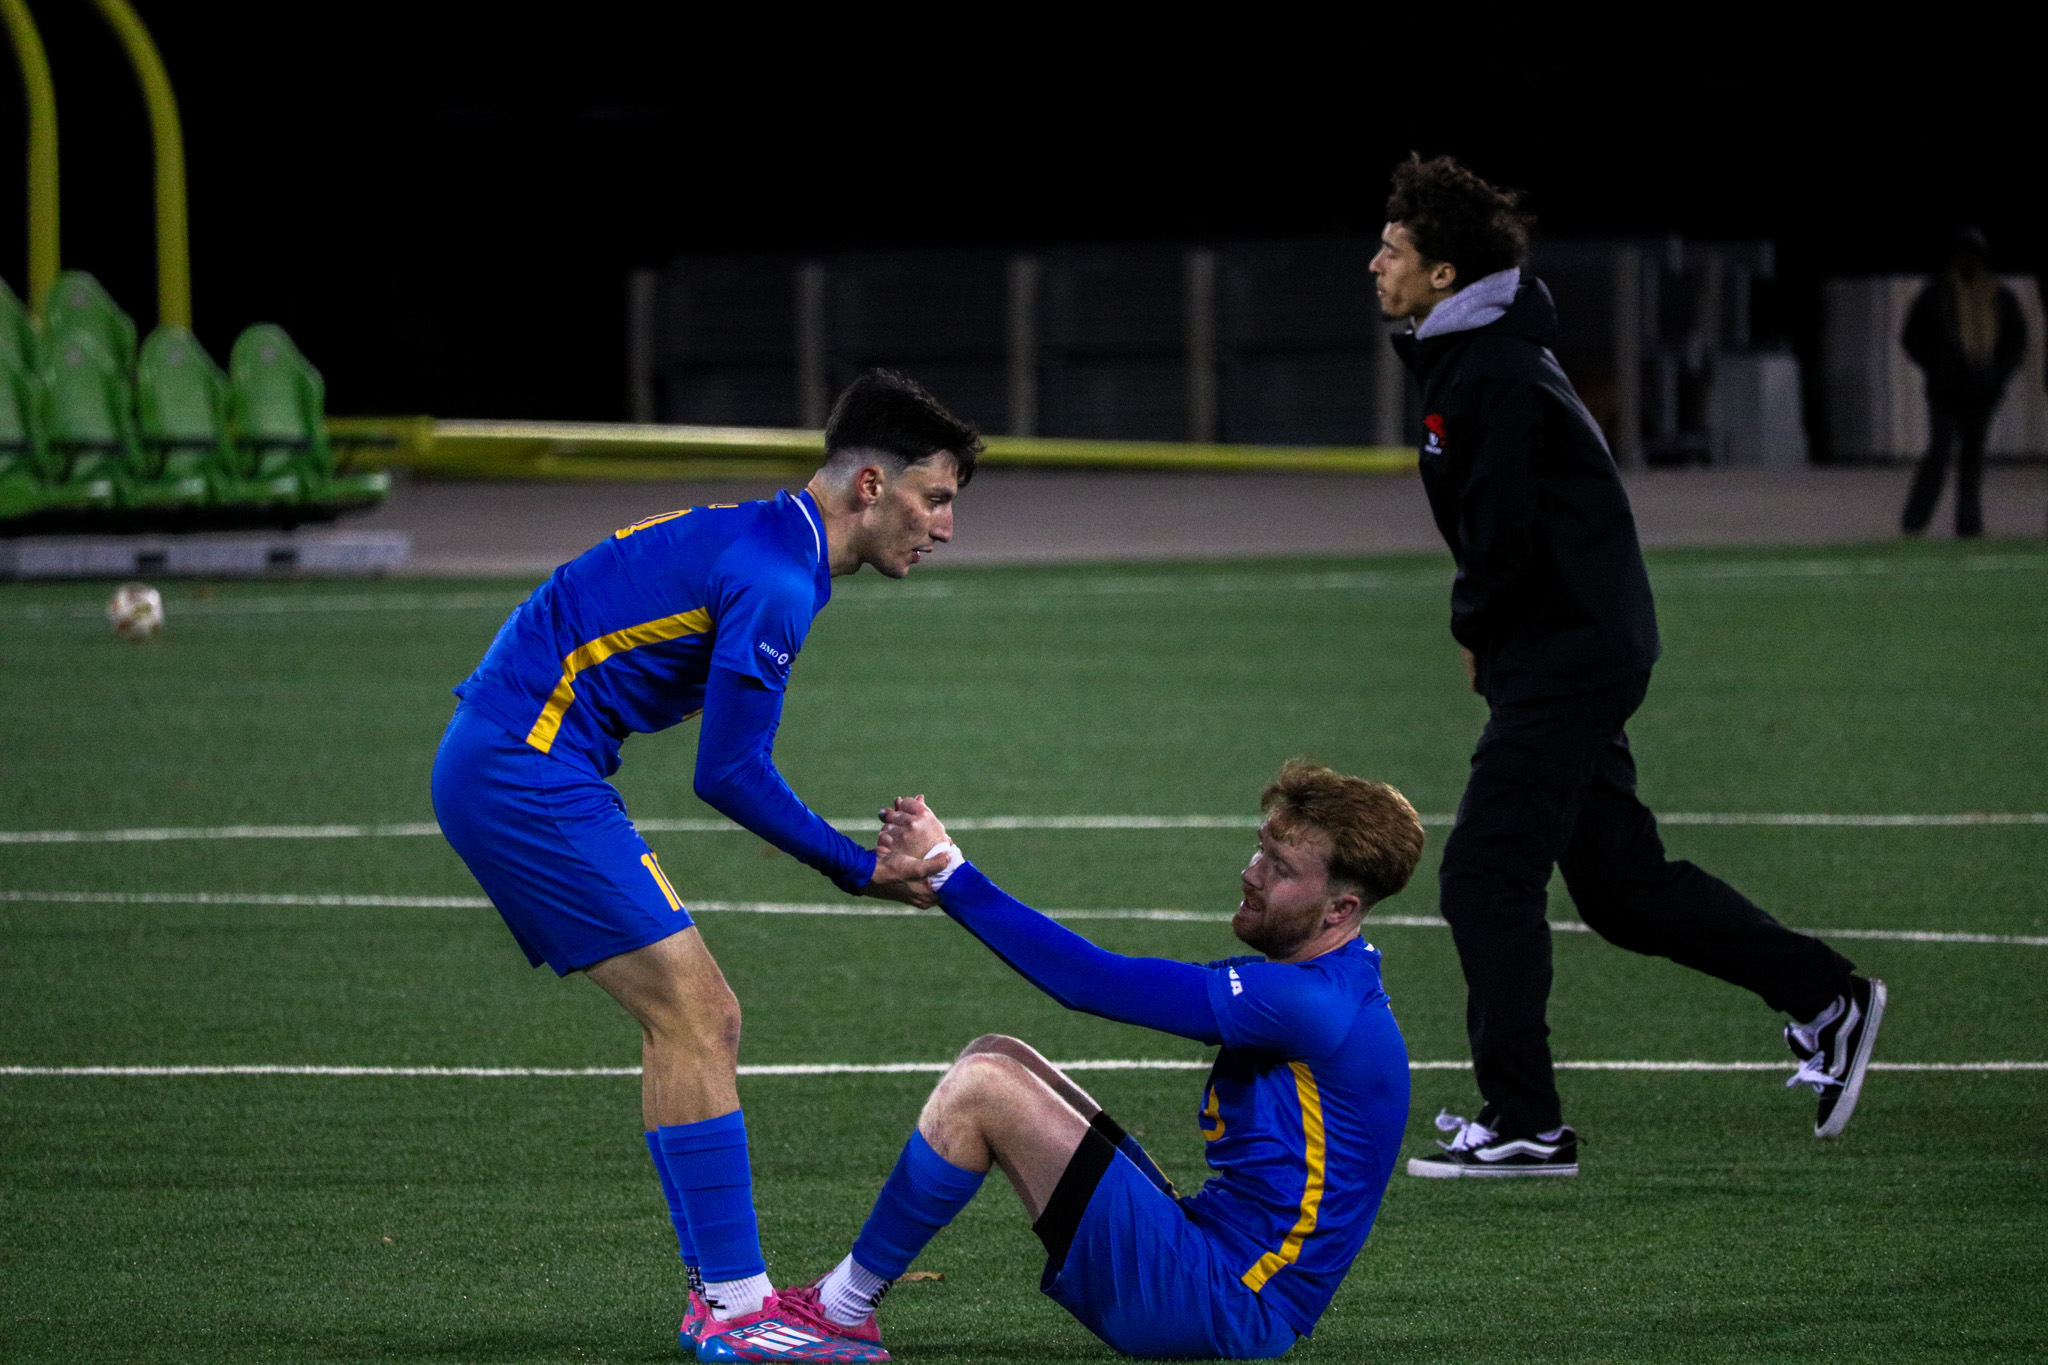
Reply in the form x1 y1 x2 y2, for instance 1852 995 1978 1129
107 582 165 640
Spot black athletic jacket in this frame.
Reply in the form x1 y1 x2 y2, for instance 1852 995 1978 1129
1393 278 1660 703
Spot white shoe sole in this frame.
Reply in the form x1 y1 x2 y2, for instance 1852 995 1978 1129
1816 977 1886 1139
1406 1157 1579 1178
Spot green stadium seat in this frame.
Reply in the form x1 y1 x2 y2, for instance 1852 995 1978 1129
132 326 230 510
0 346 50 520
225 323 323 506
41 270 138 375
1 279 49 517
229 322 386 512
0 275 39 373
37 330 140 511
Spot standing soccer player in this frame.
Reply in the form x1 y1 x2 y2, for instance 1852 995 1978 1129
1370 156 1885 1178
431 371 979 1359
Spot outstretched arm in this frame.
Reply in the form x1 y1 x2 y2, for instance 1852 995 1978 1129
695 665 936 904
879 798 1222 1043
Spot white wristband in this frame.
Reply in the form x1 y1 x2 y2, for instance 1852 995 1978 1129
924 840 965 890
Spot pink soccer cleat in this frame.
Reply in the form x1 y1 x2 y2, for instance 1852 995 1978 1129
777 1279 885 1349
693 1293 889 1362
678 1290 711 1354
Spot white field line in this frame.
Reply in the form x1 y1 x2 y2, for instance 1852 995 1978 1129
1658 812 2048 827
0 591 531 622
0 890 497 909
4 890 2045 947
0 816 1271 845
0 822 448 845
3 553 2042 622
7 810 2048 846
3 1060 2042 1079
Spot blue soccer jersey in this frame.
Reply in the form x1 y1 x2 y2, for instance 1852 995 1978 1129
1180 940 1409 1336
456 489 830 779
932 864 1411 1341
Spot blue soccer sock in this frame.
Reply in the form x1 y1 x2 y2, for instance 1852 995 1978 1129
643 1130 704 1294
658 1112 768 1316
849 1129 986 1281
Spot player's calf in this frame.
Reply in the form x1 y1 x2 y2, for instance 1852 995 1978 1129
783 1040 1103 1351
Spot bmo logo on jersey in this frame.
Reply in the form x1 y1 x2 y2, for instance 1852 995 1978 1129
1423 413 1446 457
757 641 792 669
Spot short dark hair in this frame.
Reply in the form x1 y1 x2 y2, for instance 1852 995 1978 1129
1385 153 1532 286
823 369 983 485
1260 759 1425 908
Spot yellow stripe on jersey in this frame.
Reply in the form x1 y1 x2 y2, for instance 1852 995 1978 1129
1201 1085 1227 1141
613 508 691 539
615 504 739 539
524 607 715 753
641 852 683 910
1240 1061 1327 1292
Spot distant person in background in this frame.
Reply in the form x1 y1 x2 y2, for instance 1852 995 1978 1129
1900 228 2027 538
1372 154 1886 1178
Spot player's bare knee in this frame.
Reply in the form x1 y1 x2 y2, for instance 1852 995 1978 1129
956 1032 1027 1062
641 976 741 1058
952 1049 1029 1087
916 1054 1029 1167
926 1050 1028 1121
692 983 744 1056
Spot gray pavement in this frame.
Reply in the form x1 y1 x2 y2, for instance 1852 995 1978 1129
351 464 2048 577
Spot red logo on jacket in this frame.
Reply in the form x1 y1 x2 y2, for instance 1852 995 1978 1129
1422 413 1446 456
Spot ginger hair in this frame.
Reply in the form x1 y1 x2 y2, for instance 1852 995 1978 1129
1260 759 1425 907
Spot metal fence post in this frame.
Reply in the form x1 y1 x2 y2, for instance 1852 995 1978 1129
625 268 657 423
1007 254 1039 437
1372 321 1405 447
1611 245 1643 467
1185 247 1217 443
796 261 828 429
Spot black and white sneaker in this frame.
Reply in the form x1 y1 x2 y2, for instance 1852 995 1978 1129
1406 1110 1579 1178
1785 975 1887 1139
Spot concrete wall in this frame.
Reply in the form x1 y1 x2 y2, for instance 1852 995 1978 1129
1710 352 1808 470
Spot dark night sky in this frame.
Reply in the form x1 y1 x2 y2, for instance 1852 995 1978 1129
3 4 2040 421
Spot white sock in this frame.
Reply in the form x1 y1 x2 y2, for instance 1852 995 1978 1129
702 1272 772 1321
817 1253 891 1327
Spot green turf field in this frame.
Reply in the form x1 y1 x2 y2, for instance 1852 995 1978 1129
3 539 2045 1362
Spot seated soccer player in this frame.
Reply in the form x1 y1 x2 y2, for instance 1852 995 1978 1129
770 763 1425 1362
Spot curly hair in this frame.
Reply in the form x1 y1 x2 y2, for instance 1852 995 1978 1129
1384 153 1532 285
1260 759 1425 907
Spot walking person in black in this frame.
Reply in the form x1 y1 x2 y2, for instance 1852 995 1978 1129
1900 228 2027 538
1370 155 1886 1178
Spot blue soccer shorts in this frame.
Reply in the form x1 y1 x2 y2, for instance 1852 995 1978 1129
1034 1119 1298 1359
431 704 694 975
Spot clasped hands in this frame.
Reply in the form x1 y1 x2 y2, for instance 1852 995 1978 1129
862 794 954 909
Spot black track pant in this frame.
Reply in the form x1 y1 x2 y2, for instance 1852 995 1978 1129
1902 398 1995 537
1437 671 1856 1138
